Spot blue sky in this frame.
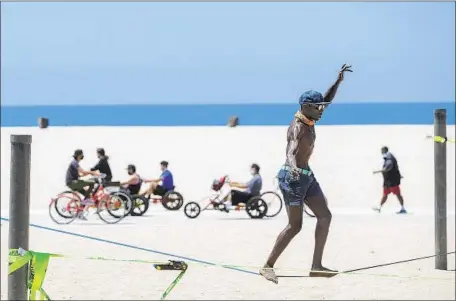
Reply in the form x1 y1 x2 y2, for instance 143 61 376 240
1 2 455 105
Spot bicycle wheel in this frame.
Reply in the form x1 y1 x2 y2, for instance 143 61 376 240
108 191 133 217
53 191 81 218
97 194 127 224
184 202 201 219
130 195 149 216
246 196 268 219
261 191 283 218
49 194 80 224
304 202 316 218
162 191 184 211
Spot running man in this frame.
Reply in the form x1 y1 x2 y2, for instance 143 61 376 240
260 64 352 284
373 146 406 214
142 161 174 197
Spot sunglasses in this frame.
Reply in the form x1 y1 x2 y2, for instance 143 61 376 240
307 102 331 111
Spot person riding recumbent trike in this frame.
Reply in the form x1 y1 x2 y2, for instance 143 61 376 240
183 176 283 219
118 164 185 216
127 186 184 216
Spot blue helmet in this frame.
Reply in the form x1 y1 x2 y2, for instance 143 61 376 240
299 90 324 105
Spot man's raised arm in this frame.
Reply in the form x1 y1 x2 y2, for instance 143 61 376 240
323 64 352 103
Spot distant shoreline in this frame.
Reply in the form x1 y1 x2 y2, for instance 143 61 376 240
1 102 454 126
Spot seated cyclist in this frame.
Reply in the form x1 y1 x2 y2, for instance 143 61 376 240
141 161 174 198
65 149 99 219
90 148 112 182
120 164 143 195
227 163 263 208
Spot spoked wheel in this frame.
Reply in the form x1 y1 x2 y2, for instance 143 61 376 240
108 191 133 217
48 192 81 224
184 202 201 219
162 191 184 211
260 191 283 218
246 196 268 219
130 195 149 216
304 202 316 218
97 194 127 224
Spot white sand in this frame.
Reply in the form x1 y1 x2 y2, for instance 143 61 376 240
1 125 455 300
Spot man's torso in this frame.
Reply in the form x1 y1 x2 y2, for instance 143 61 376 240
161 170 174 190
65 160 79 185
284 119 316 169
127 174 142 193
382 153 401 187
97 158 112 180
247 174 262 196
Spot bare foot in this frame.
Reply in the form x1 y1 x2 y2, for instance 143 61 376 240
309 266 338 278
259 266 278 284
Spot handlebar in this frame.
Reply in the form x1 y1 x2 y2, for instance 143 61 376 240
87 173 107 183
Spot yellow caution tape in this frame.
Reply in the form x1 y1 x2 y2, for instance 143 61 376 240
426 135 456 143
8 248 187 300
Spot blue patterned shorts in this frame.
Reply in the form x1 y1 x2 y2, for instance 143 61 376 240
277 166 324 207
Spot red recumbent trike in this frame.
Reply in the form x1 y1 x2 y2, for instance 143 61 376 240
183 176 283 219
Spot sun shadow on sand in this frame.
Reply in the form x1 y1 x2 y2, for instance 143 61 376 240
61 221 136 226
220 217 276 221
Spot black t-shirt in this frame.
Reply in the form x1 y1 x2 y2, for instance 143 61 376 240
382 153 402 187
91 157 112 181
65 159 80 186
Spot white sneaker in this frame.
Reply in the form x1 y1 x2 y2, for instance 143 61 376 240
372 207 381 213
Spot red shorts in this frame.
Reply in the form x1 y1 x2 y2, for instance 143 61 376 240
383 185 401 196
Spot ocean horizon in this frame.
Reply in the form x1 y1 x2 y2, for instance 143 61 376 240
1 102 455 127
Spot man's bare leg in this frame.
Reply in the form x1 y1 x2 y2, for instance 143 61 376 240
304 196 337 277
139 183 157 197
260 205 303 284
396 194 407 213
373 195 388 212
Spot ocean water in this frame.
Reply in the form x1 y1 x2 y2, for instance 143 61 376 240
1 102 454 126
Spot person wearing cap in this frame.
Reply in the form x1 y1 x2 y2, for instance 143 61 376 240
90 148 112 182
65 149 99 203
142 161 174 197
373 146 406 214
260 64 352 284
120 164 143 195
222 163 262 211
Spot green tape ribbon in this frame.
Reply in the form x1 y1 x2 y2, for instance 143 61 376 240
160 269 187 300
29 252 51 300
8 249 51 300
8 249 188 300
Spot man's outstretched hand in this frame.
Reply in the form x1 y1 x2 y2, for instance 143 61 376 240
338 64 353 81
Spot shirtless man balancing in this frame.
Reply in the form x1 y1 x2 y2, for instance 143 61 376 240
260 64 352 284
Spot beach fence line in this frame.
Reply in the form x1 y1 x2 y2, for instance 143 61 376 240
6 110 454 299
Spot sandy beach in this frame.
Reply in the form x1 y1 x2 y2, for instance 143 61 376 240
1 125 455 300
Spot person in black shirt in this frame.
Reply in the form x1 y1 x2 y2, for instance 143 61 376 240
373 146 407 214
91 148 112 182
66 149 99 201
